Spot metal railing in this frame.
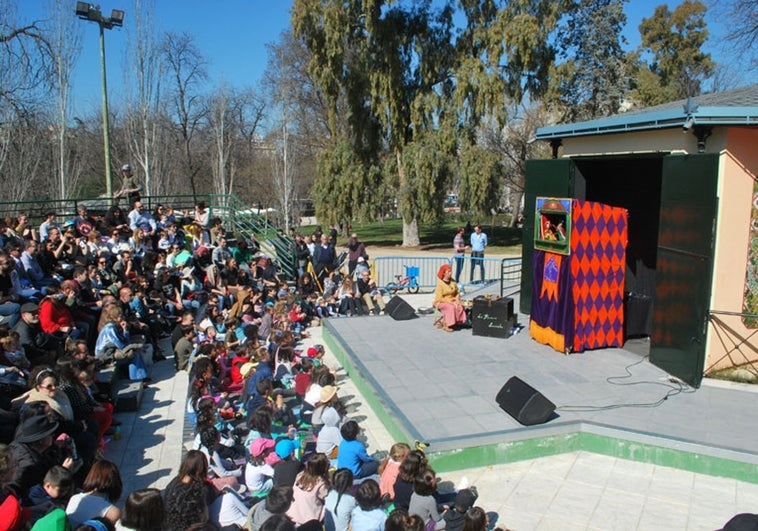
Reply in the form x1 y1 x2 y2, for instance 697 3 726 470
0 193 299 280
372 255 522 295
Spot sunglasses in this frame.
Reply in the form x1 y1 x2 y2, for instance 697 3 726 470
42 384 56 390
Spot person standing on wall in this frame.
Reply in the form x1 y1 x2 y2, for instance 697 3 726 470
114 164 142 206
453 227 466 283
469 224 487 283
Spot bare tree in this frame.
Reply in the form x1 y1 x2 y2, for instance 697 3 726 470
47 0 82 199
124 0 166 196
0 0 54 116
207 85 265 200
161 31 208 199
480 102 552 224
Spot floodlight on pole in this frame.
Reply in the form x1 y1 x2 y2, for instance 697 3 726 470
75 2 124 201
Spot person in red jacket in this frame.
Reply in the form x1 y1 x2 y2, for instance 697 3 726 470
38 284 89 345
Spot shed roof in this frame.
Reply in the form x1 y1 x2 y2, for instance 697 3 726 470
536 84 758 140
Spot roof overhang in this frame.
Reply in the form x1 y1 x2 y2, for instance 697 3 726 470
536 106 758 141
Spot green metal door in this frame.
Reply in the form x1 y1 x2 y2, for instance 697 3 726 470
520 159 576 314
650 154 719 387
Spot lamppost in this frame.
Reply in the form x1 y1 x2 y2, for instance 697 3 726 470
75 2 124 200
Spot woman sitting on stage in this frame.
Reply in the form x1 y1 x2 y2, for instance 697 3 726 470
432 264 467 332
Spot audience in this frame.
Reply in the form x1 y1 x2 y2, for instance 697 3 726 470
0 209 510 531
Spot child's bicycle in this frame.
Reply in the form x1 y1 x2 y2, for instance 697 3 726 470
385 265 420 295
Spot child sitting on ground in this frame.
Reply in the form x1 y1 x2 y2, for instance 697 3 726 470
350 479 387 530
28 465 75 522
246 438 277 498
379 442 411 500
337 420 380 480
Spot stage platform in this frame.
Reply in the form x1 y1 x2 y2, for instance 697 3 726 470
322 290 758 483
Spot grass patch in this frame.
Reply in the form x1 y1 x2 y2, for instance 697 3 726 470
303 215 524 255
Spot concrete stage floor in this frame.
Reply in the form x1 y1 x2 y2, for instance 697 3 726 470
322 293 758 481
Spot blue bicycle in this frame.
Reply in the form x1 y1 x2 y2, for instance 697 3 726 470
385 265 420 295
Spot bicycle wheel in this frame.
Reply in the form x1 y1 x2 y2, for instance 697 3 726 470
407 279 420 294
386 282 400 295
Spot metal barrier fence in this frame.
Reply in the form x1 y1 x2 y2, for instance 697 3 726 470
372 255 522 295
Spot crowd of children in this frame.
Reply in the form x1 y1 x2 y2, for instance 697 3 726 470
0 205 507 530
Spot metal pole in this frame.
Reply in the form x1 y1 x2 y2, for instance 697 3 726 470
99 22 113 201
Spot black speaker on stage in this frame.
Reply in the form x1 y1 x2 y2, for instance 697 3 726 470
496 376 555 426
385 296 417 321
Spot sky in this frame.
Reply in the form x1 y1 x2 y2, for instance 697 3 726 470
14 0 739 118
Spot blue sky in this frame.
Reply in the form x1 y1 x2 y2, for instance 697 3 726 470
15 1 738 117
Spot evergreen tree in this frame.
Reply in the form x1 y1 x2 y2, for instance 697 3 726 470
633 1 714 106
551 0 629 121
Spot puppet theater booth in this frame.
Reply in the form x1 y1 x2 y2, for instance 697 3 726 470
529 197 628 354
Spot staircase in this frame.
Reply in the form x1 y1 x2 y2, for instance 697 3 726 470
208 194 297 281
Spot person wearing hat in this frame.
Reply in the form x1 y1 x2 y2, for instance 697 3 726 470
272 439 301 489
13 302 60 366
114 164 141 206
246 438 276 497
7 415 71 501
315 387 343 460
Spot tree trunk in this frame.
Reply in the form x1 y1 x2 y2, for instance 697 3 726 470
396 147 420 246
402 218 420 247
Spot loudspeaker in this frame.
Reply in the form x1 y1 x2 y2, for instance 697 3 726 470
496 376 555 426
385 296 418 321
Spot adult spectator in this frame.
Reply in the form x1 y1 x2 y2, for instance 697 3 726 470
128 200 157 241
39 211 58 242
312 234 336 281
112 249 139 285
211 237 232 268
193 202 210 246
294 234 310 279
453 227 466 283
346 233 367 277
0 252 21 327
469 224 487 283
8 414 73 503
21 239 56 289
38 283 89 345
114 164 141 206
13 302 61 365
356 269 386 315
103 205 131 237
14 213 36 242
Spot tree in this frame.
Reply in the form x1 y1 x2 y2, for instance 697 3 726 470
480 102 552 224
0 0 54 116
719 0 758 72
551 0 629 121
633 1 714 106
47 0 82 200
293 0 567 246
161 31 208 199
124 0 165 196
207 85 265 199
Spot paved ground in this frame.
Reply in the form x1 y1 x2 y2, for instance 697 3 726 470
102 295 758 530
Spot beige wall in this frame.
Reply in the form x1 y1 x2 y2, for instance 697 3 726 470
707 127 758 372
558 125 758 374
560 127 728 156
